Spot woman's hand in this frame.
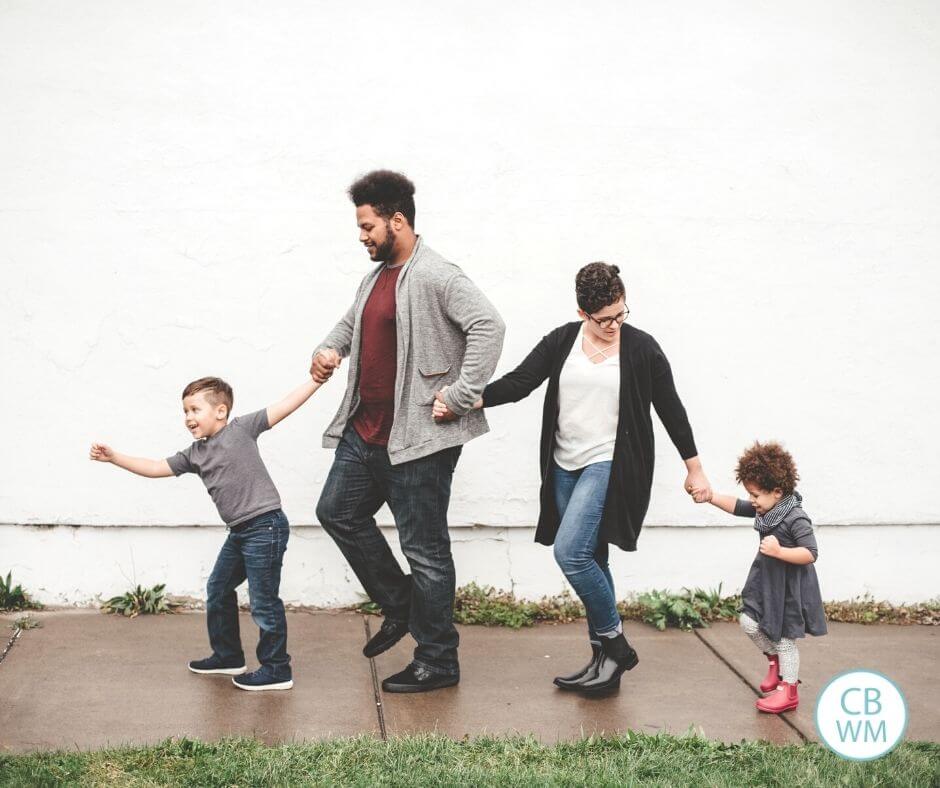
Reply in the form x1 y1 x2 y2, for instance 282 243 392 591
433 387 458 423
683 462 712 503
433 387 484 423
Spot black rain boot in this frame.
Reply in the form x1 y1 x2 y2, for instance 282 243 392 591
553 641 603 690
578 632 638 695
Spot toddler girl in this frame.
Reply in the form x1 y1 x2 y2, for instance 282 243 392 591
701 441 827 713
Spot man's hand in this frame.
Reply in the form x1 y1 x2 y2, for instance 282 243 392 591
432 388 459 423
89 443 115 463
310 349 342 384
759 534 782 558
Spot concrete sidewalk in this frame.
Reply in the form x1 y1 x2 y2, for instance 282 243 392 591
0 610 937 752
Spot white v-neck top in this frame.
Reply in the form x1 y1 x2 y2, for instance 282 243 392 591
553 336 620 471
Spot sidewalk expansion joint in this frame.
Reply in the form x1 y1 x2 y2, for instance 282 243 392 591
692 629 808 743
0 626 23 667
363 617 388 741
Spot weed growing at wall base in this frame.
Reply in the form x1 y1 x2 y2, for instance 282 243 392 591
0 571 42 612
637 585 742 630
358 584 940 630
102 584 180 617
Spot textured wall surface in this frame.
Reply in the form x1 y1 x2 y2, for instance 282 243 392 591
3 523 936 606
1 3 938 601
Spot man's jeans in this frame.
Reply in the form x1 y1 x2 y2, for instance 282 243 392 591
206 509 291 679
552 461 620 639
316 425 461 676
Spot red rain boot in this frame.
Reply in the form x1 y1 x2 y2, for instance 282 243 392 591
756 681 800 713
759 653 781 693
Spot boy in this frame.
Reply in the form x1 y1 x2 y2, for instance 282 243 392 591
90 375 320 691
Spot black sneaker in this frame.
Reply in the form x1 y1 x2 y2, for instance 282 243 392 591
381 663 459 693
188 655 247 675
363 618 410 658
232 665 293 691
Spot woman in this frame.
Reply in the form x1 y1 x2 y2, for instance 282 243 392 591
435 262 711 694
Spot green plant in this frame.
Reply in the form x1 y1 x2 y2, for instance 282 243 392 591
356 583 939 631
0 571 42 612
102 584 179 617
12 614 42 630
637 585 741 631
824 594 940 626
454 583 584 628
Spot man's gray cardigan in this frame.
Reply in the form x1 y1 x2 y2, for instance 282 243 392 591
316 238 505 464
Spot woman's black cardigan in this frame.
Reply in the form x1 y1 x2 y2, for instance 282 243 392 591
482 321 698 552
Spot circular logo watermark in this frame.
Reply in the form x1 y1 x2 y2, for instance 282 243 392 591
815 670 908 761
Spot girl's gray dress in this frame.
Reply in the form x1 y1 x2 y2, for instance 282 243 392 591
734 499 828 642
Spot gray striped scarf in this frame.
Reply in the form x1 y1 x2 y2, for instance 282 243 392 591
754 491 803 536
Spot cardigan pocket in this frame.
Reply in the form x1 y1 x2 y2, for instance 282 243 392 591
414 364 453 405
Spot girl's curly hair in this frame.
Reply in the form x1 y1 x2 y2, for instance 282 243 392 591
575 262 625 315
735 441 799 495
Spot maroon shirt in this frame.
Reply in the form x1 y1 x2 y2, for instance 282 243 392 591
352 264 403 446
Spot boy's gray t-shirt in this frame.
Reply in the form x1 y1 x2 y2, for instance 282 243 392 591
167 409 281 527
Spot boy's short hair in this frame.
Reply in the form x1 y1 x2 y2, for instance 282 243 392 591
182 377 233 417
348 170 416 228
576 262 626 314
735 441 799 495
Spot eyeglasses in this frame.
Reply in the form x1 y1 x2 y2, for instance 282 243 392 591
586 306 630 329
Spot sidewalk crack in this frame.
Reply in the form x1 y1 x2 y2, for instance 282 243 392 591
363 617 388 741
692 629 808 743
0 625 23 667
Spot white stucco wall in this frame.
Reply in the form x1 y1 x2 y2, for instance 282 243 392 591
1 2 938 602
3 523 937 607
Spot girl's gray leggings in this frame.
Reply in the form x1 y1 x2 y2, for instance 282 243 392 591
739 612 799 683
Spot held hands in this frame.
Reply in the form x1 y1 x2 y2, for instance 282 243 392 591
432 386 484 423
432 387 458 423
684 469 713 504
89 442 115 463
759 534 782 558
310 349 342 384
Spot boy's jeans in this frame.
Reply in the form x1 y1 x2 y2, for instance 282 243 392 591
206 509 291 679
316 425 461 676
552 461 621 639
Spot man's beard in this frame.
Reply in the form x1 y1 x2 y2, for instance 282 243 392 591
373 221 396 262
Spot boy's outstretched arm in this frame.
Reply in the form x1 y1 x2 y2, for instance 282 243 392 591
266 378 322 428
89 443 173 478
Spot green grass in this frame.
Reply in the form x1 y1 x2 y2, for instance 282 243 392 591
0 734 936 787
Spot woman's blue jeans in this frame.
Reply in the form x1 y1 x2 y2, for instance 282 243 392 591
552 460 620 639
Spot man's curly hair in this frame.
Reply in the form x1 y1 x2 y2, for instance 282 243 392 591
348 169 416 228
735 441 799 495
575 262 625 315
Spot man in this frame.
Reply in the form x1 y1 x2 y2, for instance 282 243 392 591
312 170 505 692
